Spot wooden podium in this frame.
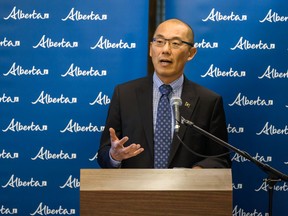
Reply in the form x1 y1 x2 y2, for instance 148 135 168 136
80 169 232 216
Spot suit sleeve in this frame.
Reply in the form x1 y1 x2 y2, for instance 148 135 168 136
97 86 122 168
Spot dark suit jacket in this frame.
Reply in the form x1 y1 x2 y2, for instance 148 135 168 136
97 75 231 168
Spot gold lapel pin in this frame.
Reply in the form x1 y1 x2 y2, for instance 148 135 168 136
184 102 190 108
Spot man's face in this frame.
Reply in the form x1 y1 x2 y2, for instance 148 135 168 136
149 20 197 84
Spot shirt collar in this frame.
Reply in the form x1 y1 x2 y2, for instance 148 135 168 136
153 72 184 92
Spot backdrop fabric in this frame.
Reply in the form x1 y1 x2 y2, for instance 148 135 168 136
0 1 149 214
166 0 288 215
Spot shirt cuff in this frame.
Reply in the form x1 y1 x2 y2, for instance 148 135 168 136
109 149 122 168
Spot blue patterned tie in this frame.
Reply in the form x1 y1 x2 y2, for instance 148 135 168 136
154 84 172 168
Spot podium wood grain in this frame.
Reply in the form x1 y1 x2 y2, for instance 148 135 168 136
80 169 232 216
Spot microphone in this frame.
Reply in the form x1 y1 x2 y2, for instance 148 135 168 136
170 96 182 133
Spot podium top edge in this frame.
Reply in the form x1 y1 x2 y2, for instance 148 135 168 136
80 169 232 191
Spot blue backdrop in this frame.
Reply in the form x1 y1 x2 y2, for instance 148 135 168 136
1 0 288 215
0 1 149 215
166 0 288 215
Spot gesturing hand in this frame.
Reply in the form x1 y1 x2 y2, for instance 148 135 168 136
109 127 144 162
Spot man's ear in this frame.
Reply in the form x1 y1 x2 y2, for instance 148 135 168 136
149 42 153 57
187 47 197 61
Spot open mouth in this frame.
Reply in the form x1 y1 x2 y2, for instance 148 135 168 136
159 59 172 66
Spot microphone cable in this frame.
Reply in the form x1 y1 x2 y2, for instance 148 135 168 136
175 133 231 158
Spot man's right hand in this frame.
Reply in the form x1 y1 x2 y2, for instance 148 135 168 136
109 127 144 162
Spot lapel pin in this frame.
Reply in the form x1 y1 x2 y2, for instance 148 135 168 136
184 102 190 108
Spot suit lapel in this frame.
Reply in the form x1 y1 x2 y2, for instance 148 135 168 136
168 78 199 166
135 77 154 158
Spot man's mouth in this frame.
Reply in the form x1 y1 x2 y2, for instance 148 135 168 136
159 59 172 66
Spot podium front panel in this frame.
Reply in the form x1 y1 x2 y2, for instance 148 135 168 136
80 169 232 216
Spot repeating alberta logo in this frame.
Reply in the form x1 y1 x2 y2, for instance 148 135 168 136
89 152 98 161
232 153 272 163
2 174 47 188
30 203 75 215
260 9 288 23
194 39 218 49
2 119 48 132
0 93 19 103
33 35 78 49
258 65 288 79
229 93 274 107
0 37 20 47
255 181 288 192
89 92 110 105
232 205 268 216
0 149 19 159
62 8 107 21
256 122 288 135
0 205 17 215
60 119 104 133
31 147 77 160
3 62 49 76
59 175 80 189
232 183 243 190
202 8 247 22
201 64 246 78
91 36 136 49
61 64 107 77
3 6 49 20
31 91 77 104
227 123 244 134
231 37 275 50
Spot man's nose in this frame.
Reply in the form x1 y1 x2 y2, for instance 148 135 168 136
162 41 172 52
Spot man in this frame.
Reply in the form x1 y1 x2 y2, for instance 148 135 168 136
97 19 231 168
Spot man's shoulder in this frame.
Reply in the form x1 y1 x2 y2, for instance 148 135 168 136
118 76 152 88
184 78 222 98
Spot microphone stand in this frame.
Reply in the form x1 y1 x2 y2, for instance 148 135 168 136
181 117 288 216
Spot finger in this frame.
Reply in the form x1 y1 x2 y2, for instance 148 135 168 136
117 136 129 147
131 147 144 157
111 143 144 161
122 148 144 159
123 144 141 152
122 144 144 159
109 128 118 142
109 128 128 146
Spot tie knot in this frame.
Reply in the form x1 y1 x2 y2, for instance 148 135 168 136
159 84 172 96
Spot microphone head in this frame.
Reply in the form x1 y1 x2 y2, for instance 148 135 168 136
170 96 182 106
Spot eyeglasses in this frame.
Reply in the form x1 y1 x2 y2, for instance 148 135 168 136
152 37 194 49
